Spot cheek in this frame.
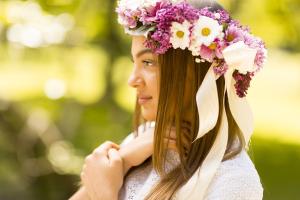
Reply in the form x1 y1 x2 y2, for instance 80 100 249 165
141 72 159 121
147 72 159 100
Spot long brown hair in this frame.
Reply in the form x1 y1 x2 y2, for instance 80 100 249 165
132 1 246 199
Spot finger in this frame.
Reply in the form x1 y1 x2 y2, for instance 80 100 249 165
108 148 122 166
141 127 155 136
98 141 120 151
93 141 120 156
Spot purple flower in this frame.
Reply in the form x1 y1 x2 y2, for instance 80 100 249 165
140 1 170 24
232 71 254 98
174 2 199 22
247 38 267 72
213 61 228 76
145 2 199 54
198 7 215 19
145 29 172 54
196 7 231 26
225 24 246 43
216 9 231 24
254 46 267 71
116 1 267 98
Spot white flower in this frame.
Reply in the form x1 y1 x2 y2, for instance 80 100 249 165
169 0 185 4
195 58 201 63
222 41 258 74
118 0 160 10
170 20 191 50
118 0 140 10
143 0 161 7
191 16 223 46
214 13 221 19
188 39 200 56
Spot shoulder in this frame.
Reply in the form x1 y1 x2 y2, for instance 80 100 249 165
204 150 263 200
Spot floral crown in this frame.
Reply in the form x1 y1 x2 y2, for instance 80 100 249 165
116 0 267 98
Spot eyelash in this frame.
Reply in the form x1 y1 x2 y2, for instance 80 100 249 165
142 60 154 67
131 58 156 68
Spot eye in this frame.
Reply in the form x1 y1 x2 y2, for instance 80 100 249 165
142 60 155 67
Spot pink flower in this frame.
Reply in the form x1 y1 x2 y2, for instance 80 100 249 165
116 1 268 98
116 8 142 28
200 45 215 62
214 38 227 59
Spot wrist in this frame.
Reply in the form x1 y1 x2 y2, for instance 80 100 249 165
119 148 132 175
123 161 131 175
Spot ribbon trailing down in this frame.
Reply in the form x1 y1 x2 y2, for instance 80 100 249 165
194 64 219 141
225 68 254 145
175 62 254 199
175 64 228 199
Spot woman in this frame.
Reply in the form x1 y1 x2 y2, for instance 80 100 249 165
70 0 267 199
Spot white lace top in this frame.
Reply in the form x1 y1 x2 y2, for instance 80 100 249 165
118 134 263 200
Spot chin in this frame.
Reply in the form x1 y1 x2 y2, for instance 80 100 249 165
141 108 156 121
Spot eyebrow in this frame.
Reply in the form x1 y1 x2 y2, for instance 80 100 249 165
131 49 153 61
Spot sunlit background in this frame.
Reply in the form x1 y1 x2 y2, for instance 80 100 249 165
0 0 299 199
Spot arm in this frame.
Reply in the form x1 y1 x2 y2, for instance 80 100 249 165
69 127 176 199
119 133 153 175
69 187 90 200
70 142 122 200
119 127 177 175
69 186 118 200
69 132 134 200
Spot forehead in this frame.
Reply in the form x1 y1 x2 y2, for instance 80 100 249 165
131 36 148 55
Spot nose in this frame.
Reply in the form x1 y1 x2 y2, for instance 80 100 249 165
127 66 143 88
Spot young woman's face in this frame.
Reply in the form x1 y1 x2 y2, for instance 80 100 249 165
128 36 159 121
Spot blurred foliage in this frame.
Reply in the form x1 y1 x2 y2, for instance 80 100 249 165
0 0 299 199
220 0 300 51
250 136 300 200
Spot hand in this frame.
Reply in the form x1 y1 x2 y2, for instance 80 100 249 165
119 126 177 175
81 141 123 200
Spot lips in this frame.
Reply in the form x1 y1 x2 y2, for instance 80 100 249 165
137 95 152 105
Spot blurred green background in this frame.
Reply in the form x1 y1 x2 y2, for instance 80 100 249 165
0 0 299 199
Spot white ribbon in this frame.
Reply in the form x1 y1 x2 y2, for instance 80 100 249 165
225 68 254 145
222 41 257 75
194 64 219 141
175 41 256 199
175 75 228 199
223 41 256 145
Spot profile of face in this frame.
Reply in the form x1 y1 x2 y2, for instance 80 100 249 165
128 36 159 121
